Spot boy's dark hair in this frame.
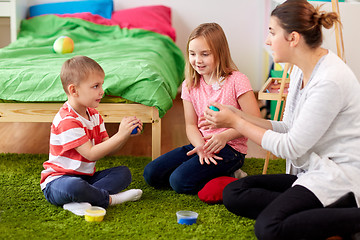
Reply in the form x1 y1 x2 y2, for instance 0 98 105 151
60 55 105 94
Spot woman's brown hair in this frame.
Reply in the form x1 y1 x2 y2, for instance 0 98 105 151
185 23 238 88
271 0 341 49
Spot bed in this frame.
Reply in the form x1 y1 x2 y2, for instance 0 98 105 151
0 2 185 159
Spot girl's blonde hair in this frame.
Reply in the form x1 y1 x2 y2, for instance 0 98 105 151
185 23 238 88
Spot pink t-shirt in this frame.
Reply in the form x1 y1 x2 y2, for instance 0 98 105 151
181 71 253 154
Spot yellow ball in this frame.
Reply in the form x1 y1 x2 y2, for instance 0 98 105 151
53 36 74 54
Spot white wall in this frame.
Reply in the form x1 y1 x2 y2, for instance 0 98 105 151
316 2 360 82
24 0 267 90
7 0 360 89
268 0 360 82
113 0 267 91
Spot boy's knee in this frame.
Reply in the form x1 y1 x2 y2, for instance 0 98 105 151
64 179 89 196
115 166 131 180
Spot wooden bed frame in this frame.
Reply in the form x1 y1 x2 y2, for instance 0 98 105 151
0 0 169 159
0 103 161 159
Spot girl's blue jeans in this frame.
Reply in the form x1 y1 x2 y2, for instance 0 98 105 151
143 144 245 194
42 166 132 209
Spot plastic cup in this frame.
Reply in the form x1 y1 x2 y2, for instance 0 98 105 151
84 206 106 222
176 211 198 225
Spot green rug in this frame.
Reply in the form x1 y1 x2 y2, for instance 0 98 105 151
0 153 285 240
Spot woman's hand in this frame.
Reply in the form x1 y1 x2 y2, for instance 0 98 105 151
204 103 240 129
203 133 227 154
199 105 238 129
186 145 223 165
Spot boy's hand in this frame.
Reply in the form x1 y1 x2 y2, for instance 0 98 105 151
75 116 143 162
131 119 143 136
118 116 143 136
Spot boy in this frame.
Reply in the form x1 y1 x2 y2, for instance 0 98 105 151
40 56 143 210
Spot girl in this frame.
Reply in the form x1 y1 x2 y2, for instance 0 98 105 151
143 23 260 194
204 1 360 239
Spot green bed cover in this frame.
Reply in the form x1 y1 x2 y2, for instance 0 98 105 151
0 15 185 118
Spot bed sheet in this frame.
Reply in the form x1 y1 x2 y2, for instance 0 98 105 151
0 14 184 118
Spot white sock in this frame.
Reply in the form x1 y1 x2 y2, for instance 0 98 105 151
233 168 248 179
110 189 143 206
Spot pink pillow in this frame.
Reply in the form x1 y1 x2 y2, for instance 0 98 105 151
56 12 114 25
55 6 176 41
111 5 176 41
198 176 238 204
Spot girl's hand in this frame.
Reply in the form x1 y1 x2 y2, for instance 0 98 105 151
204 103 239 129
198 116 212 130
186 145 223 165
203 133 227 154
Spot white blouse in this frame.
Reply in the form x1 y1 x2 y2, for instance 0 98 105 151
262 50 360 207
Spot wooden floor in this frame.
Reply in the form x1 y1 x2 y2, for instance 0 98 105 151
0 95 267 159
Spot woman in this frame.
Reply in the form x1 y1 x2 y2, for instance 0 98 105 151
204 1 360 239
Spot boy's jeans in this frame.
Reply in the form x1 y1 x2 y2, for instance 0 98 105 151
43 166 131 208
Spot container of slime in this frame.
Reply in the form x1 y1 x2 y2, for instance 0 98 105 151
84 206 106 222
176 210 198 225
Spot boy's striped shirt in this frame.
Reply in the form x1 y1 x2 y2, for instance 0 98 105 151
40 102 108 190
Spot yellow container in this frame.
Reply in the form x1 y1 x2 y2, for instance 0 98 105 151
84 206 106 222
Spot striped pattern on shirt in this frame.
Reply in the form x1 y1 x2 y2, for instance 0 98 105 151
40 102 108 190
